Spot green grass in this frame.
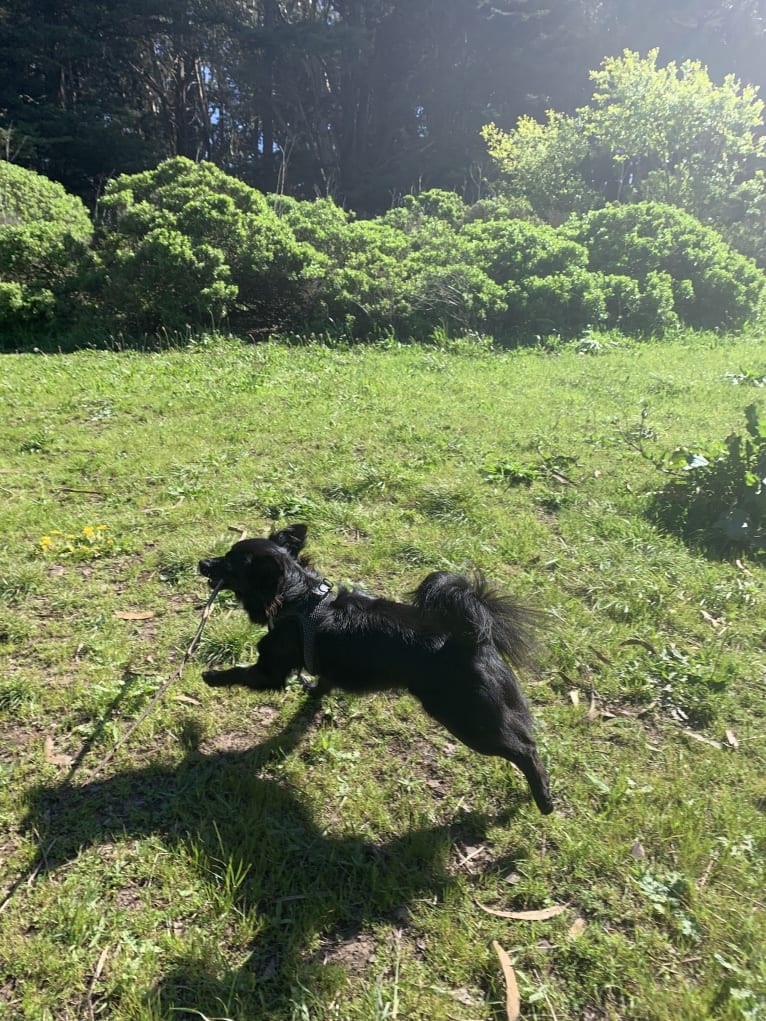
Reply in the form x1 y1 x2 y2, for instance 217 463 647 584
1 331 765 1020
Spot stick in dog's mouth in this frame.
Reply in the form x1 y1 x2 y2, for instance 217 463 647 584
200 579 223 622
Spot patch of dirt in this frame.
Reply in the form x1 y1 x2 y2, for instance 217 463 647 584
0 827 25 873
113 884 146 912
449 839 495 875
316 929 378 975
198 709 279 755
0 723 43 764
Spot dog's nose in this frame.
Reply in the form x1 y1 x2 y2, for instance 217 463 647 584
198 558 213 576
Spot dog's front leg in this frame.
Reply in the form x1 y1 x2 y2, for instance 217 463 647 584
202 628 297 692
202 664 286 690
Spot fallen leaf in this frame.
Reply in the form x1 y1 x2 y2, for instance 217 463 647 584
44 736 74 768
113 610 155 621
569 689 580 706
174 694 202 706
550 471 574 486
478 901 568 921
586 692 599 720
725 729 739 750
492 941 520 1021
682 729 722 750
568 917 587 939
631 840 646 861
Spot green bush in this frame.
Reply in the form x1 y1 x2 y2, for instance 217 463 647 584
269 194 353 259
464 217 589 282
381 189 469 231
281 191 505 340
463 217 608 339
305 217 411 336
0 161 92 328
393 206 505 338
9 158 758 344
96 157 311 333
566 202 766 331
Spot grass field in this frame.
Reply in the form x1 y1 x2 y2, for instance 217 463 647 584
1 331 765 1020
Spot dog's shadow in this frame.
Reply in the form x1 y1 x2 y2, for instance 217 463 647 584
23 700 523 1018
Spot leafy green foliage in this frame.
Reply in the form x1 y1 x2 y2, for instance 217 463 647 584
650 403 766 555
482 110 598 221
483 49 766 265
0 161 92 327
567 202 766 331
4 159 765 343
95 158 310 332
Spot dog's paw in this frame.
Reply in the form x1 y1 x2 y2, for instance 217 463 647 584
202 669 226 687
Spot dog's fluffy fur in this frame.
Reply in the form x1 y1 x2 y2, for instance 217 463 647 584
199 524 553 814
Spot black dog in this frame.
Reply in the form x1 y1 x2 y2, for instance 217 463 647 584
199 524 553 814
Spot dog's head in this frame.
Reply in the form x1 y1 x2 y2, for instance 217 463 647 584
198 524 308 624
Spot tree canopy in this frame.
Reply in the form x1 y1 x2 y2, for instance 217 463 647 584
483 49 766 264
1 0 765 212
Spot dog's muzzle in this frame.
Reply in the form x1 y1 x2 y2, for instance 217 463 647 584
198 558 227 587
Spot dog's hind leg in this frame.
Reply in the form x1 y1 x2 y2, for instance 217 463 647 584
498 744 554 815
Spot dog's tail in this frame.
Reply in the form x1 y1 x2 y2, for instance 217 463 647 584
411 571 536 669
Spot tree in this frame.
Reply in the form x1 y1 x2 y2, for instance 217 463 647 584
2 1 765 214
483 49 766 262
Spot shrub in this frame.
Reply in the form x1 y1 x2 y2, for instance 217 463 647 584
463 217 608 340
0 161 92 329
269 194 353 259
292 193 505 340
601 271 680 335
307 217 411 336
395 210 505 337
517 268 608 338
566 202 766 331
381 189 468 231
95 157 311 333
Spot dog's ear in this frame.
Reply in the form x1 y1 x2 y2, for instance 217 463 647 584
269 523 308 557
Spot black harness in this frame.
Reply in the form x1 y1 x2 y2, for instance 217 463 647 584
272 580 333 675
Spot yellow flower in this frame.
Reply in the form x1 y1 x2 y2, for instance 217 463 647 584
82 526 95 539
40 535 53 550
